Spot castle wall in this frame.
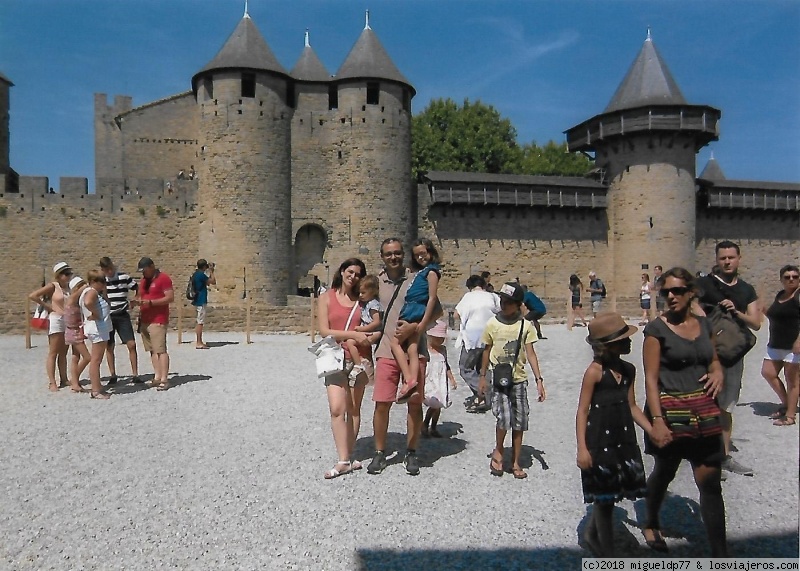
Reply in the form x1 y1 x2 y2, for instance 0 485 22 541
117 93 199 180
196 71 293 305
0 195 199 332
94 94 132 180
418 184 612 305
696 208 800 301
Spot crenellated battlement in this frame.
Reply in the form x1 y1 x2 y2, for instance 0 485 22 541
1 176 198 215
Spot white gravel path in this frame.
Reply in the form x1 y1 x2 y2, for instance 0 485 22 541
1 324 797 570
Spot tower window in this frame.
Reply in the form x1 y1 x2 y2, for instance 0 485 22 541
328 85 338 110
286 83 295 108
241 73 256 98
366 82 379 105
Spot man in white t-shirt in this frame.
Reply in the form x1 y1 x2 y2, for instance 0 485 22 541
454 274 500 412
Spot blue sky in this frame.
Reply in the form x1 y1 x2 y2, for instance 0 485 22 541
1 0 798 191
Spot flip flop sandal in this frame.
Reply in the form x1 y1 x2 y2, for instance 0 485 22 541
769 407 788 420
156 382 170 391
490 455 504 477
513 469 528 479
773 417 796 426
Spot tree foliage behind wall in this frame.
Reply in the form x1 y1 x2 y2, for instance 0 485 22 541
412 98 593 180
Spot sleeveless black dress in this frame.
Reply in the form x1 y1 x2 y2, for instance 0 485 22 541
581 362 647 504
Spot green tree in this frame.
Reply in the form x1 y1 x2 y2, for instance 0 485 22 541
412 98 593 179
412 98 521 179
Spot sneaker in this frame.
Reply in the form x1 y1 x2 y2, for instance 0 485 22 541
367 451 387 475
722 455 754 477
106 375 118 386
404 451 420 476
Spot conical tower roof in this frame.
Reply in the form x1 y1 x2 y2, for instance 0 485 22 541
290 31 330 82
335 13 414 94
192 14 287 90
604 31 686 113
0 72 13 86
698 155 726 181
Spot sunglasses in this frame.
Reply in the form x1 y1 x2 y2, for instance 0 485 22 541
659 286 691 298
782 274 800 281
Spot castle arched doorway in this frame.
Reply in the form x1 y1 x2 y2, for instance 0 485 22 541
293 224 327 296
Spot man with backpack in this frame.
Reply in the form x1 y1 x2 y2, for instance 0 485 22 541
190 259 216 349
587 271 606 317
521 285 547 340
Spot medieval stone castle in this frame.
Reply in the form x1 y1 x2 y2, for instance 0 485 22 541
1 11 798 332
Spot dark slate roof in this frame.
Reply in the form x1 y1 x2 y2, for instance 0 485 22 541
698 156 726 181
699 178 800 192
0 71 13 86
604 33 686 113
423 171 606 190
193 15 287 85
336 25 414 93
290 34 331 82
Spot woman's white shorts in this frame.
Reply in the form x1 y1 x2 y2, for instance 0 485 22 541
764 346 800 365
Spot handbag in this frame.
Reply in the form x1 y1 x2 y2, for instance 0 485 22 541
706 306 757 367
308 298 359 379
492 321 525 393
31 305 49 330
658 389 722 439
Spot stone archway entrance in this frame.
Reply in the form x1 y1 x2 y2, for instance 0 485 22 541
293 224 327 295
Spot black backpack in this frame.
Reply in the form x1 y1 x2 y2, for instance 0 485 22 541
600 281 607 298
186 274 197 301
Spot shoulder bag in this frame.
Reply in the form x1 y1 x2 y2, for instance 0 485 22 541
308 297 359 379
492 320 525 393
704 278 756 367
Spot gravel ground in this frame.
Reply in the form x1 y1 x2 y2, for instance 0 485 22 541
1 324 797 570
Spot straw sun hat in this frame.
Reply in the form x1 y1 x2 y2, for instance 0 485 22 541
586 312 638 345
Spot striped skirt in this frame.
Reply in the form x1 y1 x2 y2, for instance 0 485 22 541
659 389 722 439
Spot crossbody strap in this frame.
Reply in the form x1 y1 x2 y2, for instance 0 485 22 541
375 277 406 349
344 298 359 330
510 320 525 365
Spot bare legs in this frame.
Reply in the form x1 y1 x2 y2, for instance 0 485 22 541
645 455 727 557
70 342 90 391
390 330 421 395
195 322 208 349
761 359 789 411
492 428 526 477
151 352 170 386
89 341 110 398
46 333 68 391
326 380 367 474
106 340 140 378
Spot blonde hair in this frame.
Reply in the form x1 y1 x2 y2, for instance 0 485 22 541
359 274 380 300
87 269 105 285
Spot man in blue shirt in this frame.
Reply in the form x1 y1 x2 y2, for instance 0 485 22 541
522 286 547 340
192 259 216 349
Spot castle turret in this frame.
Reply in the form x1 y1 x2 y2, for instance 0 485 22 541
192 11 293 304
565 31 720 296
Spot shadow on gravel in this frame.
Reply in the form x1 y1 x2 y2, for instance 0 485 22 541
577 504 642 556
203 341 239 348
353 427 468 469
520 444 549 471
108 373 212 394
742 400 791 418
356 532 800 569
356 546 590 570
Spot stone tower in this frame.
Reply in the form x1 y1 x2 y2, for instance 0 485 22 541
192 11 293 304
566 31 720 296
291 12 415 280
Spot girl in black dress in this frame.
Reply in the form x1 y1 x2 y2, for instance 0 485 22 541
576 312 651 557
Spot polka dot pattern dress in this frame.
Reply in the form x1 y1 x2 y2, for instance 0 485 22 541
581 362 647 504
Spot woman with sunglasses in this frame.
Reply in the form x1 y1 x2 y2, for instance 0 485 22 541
28 262 74 391
642 267 727 556
760 265 800 426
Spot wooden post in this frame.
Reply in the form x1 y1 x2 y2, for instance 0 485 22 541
566 289 573 330
246 298 252 344
309 293 316 340
177 301 183 345
24 297 32 349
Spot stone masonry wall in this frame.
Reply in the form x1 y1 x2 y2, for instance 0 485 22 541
118 93 199 180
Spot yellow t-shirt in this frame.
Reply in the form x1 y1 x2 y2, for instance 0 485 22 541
480 316 537 383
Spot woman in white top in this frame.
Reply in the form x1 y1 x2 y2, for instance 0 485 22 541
455 274 500 411
28 262 73 391
639 273 652 326
80 270 112 399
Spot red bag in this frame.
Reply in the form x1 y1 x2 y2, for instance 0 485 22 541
31 305 49 330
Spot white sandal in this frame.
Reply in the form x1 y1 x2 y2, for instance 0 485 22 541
324 461 353 480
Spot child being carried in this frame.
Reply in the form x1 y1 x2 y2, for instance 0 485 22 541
344 274 382 385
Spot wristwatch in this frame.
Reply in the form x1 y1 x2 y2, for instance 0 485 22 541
536 377 544 382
